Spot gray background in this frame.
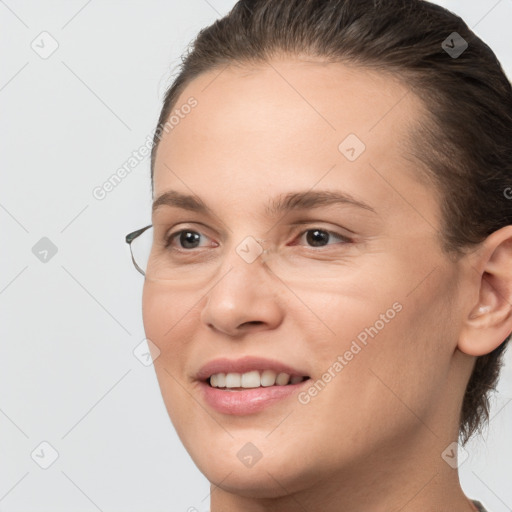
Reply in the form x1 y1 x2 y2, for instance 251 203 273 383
1 1 511 511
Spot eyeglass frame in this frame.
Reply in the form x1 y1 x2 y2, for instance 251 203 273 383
126 224 273 279
126 224 152 277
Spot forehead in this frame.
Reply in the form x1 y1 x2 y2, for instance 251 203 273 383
152 57 435 225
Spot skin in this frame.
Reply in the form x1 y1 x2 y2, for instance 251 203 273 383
143 56 512 512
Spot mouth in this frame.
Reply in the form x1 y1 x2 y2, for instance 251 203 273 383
195 357 312 415
205 370 310 390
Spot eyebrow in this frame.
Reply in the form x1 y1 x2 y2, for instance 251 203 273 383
152 189 376 216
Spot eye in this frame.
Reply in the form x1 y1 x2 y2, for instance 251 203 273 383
295 228 352 248
164 227 351 252
165 229 214 250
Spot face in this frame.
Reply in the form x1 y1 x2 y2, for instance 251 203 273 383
143 57 468 497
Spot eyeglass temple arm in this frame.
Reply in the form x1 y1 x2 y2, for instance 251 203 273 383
125 224 152 244
125 224 152 277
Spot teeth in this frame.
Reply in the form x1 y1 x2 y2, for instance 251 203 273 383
261 369 277 387
225 373 241 387
216 373 226 387
276 372 290 385
209 370 307 388
241 370 261 388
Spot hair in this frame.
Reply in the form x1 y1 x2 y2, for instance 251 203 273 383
150 0 512 445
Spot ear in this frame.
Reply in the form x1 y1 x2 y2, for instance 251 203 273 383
458 225 512 356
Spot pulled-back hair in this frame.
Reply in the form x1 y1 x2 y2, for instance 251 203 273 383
151 0 512 445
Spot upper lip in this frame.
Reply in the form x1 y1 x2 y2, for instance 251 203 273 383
196 356 310 381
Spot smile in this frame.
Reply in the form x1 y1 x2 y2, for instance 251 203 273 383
208 370 308 389
195 356 312 415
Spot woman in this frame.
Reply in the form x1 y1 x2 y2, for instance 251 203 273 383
126 1 511 510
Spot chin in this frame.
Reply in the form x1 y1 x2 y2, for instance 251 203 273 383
199 461 312 499
184 437 328 500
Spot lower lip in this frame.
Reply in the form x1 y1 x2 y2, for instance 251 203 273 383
198 379 311 415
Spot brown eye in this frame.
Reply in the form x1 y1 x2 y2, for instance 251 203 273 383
166 230 212 250
178 231 202 249
298 228 352 248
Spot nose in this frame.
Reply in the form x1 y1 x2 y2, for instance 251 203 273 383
200 246 285 337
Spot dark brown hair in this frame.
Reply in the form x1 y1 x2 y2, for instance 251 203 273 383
151 0 512 445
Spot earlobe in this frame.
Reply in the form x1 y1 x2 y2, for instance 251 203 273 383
458 226 512 357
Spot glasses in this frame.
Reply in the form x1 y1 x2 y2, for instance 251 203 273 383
126 224 153 276
125 223 349 289
126 224 271 284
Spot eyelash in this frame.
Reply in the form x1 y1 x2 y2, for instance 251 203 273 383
164 227 353 252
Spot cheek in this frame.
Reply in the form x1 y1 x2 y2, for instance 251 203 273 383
141 281 207 379
141 283 192 380
142 281 201 344
142 282 167 342
142 282 202 436
302 267 457 439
